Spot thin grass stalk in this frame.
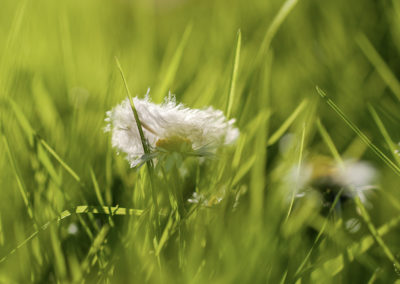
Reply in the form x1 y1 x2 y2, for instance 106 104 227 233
115 58 159 221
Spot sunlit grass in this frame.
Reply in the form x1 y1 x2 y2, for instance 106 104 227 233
1 0 400 283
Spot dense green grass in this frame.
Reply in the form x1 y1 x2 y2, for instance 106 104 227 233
1 0 400 282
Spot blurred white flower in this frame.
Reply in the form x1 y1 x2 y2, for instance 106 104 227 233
291 156 377 205
187 192 223 207
105 93 239 167
67 223 79 235
187 192 204 204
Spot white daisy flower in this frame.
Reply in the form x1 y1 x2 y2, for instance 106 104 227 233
105 92 239 167
289 156 377 205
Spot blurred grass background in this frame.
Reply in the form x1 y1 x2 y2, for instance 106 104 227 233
1 0 400 282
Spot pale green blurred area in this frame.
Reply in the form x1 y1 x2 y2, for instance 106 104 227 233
1 0 400 282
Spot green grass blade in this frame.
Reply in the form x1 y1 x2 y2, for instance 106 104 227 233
343 136 368 160
279 270 288 284
226 30 241 119
232 154 257 186
232 133 247 169
115 58 158 214
0 214 4 246
31 76 62 131
316 86 400 176
367 269 380 284
0 0 27 92
349 215 400 260
258 0 299 57
0 205 145 264
157 24 192 98
8 100 98 238
316 119 344 167
105 144 113 205
9 98 64 186
250 110 270 218
267 99 308 146
50 225 67 279
286 122 306 220
115 58 150 157
71 205 144 216
90 167 105 207
90 167 115 227
79 224 110 277
357 34 400 101
37 144 62 186
311 254 344 281
39 138 81 183
2 133 37 229
367 104 400 164
155 213 174 256
309 213 400 279
294 188 345 278
9 99 35 146
355 197 400 269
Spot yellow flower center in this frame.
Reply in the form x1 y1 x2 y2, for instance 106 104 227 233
156 136 193 152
